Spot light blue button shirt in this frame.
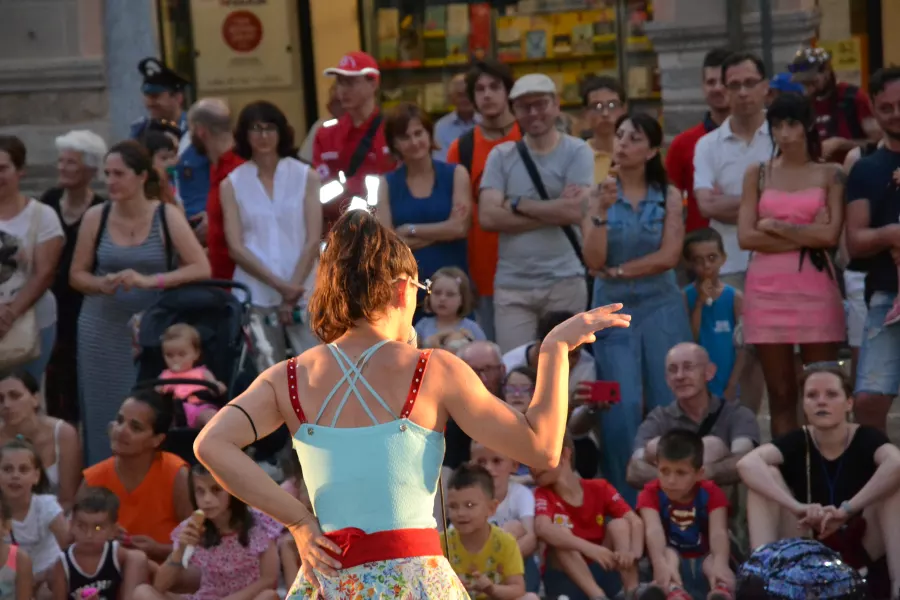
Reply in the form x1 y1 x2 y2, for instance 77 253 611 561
433 111 480 161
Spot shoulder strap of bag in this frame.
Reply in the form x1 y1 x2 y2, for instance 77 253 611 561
94 202 112 267
157 203 175 271
346 113 384 179
803 425 811 504
515 140 585 265
697 397 726 438
458 129 476 177
25 201 41 276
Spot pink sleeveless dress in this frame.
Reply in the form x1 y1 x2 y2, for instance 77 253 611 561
743 188 846 344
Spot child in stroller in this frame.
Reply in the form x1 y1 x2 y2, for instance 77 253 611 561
159 323 227 428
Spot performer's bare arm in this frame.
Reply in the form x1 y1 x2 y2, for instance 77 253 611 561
428 305 630 469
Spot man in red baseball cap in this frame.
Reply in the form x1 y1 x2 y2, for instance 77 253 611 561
313 51 395 234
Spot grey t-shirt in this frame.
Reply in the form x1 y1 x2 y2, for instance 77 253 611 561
480 135 593 289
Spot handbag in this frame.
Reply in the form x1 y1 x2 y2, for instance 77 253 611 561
0 202 42 368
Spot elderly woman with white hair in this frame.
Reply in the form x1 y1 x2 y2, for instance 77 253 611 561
39 129 106 423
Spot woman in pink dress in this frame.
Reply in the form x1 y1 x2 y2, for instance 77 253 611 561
737 93 846 438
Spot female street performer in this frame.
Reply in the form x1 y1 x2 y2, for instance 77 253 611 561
194 209 631 597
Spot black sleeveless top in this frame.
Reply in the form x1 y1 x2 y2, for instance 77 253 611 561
63 541 121 600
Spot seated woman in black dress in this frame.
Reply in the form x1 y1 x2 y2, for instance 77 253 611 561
736 363 900 597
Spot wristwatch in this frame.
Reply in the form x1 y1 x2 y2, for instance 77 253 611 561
839 500 855 515
408 225 417 237
509 197 522 215
615 266 624 278
591 216 608 227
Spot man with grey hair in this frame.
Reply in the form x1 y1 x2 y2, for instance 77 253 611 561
41 129 108 421
479 73 594 353
433 74 479 161
187 98 244 279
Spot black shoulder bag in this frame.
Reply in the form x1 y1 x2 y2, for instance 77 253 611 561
514 140 586 266
346 114 384 179
457 129 475 176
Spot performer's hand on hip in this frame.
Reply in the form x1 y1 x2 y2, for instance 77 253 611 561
290 516 342 590
542 303 631 351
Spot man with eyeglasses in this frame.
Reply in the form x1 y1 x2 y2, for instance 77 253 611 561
693 52 772 417
666 48 732 236
480 74 594 353
845 67 900 433
626 343 759 490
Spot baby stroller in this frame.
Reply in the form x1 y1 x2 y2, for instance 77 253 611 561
132 280 251 464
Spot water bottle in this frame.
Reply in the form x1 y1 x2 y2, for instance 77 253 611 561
265 307 305 327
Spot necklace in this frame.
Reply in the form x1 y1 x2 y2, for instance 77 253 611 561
811 426 852 505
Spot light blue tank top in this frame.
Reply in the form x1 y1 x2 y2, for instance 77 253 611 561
290 341 444 534
684 284 737 397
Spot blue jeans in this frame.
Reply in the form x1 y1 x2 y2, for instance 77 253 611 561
524 553 540 593
543 562 622 600
855 291 900 395
592 295 692 505
20 323 56 383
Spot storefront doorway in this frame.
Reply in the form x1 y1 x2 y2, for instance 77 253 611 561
156 0 318 139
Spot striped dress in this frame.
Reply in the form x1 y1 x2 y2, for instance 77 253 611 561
77 205 167 465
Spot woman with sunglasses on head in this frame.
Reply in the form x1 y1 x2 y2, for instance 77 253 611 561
220 101 323 372
737 363 900 599
194 209 630 598
737 93 846 439
581 113 692 504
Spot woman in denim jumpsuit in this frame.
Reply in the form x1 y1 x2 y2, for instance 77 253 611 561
582 113 692 503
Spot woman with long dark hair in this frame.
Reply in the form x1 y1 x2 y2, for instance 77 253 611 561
71 140 210 465
581 112 691 503
220 101 322 372
737 93 845 438
194 210 630 597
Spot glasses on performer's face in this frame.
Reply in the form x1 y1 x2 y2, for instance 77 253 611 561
396 277 432 295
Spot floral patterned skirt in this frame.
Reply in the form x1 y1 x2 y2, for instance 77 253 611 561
287 554 470 599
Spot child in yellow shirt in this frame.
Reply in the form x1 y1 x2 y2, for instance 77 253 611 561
441 464 540 600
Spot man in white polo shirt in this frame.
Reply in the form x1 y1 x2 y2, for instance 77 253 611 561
694 52 774 414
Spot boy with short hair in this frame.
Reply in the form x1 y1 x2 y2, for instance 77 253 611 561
442 464 539 600
683 228 744 401
470 441 540 593
533 433 643 600
51 486 148 600
637 429 733 600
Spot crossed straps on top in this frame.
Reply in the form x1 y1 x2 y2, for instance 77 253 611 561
287 341 433 427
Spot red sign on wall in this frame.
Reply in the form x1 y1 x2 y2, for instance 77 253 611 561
222 10 263 53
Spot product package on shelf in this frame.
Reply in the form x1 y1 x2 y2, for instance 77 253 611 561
397 9 423 66
497 16 524 61
377 8 400 66
469 3 492 60
382 84 424 110
423 82 448 113
446 3 470 64
423 5 448 66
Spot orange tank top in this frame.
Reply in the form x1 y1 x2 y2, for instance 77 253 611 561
83 452 187 544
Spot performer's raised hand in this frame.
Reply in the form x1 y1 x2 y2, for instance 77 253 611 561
290 515 342 591
542 303 631 351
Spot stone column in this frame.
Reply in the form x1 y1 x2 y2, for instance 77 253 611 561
104 0 158 140
645 0 820 138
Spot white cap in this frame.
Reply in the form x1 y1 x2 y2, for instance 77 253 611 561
509 74 557 101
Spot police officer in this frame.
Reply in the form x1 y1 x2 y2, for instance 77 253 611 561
131 58 211 235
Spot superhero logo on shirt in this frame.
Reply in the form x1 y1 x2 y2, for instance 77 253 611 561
595 514 605 526
669 506 697 531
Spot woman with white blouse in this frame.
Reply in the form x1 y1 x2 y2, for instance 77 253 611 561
221 101 322 372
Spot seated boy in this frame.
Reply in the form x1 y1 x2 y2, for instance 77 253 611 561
51 486 149 599
682 228 744 402
470 441 540 593
533 433 642 600
637 429 733 600
442 464 539 600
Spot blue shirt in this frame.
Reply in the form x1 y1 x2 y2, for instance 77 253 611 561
386 160 467 280
433 111 479 161
684 284 737 397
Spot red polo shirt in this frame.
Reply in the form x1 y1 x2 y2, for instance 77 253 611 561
206 148 245 280
312 110 395 235
665 113 719 233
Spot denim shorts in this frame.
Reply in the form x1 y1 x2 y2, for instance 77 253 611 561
855 291 900 396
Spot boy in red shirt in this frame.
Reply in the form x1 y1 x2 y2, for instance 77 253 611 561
637 429 733 600
533 434 642 599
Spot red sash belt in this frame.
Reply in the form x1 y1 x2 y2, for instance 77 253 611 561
324 527 443 570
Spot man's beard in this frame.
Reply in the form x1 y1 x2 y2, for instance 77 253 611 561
191 134 207 156
882 126 900 142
